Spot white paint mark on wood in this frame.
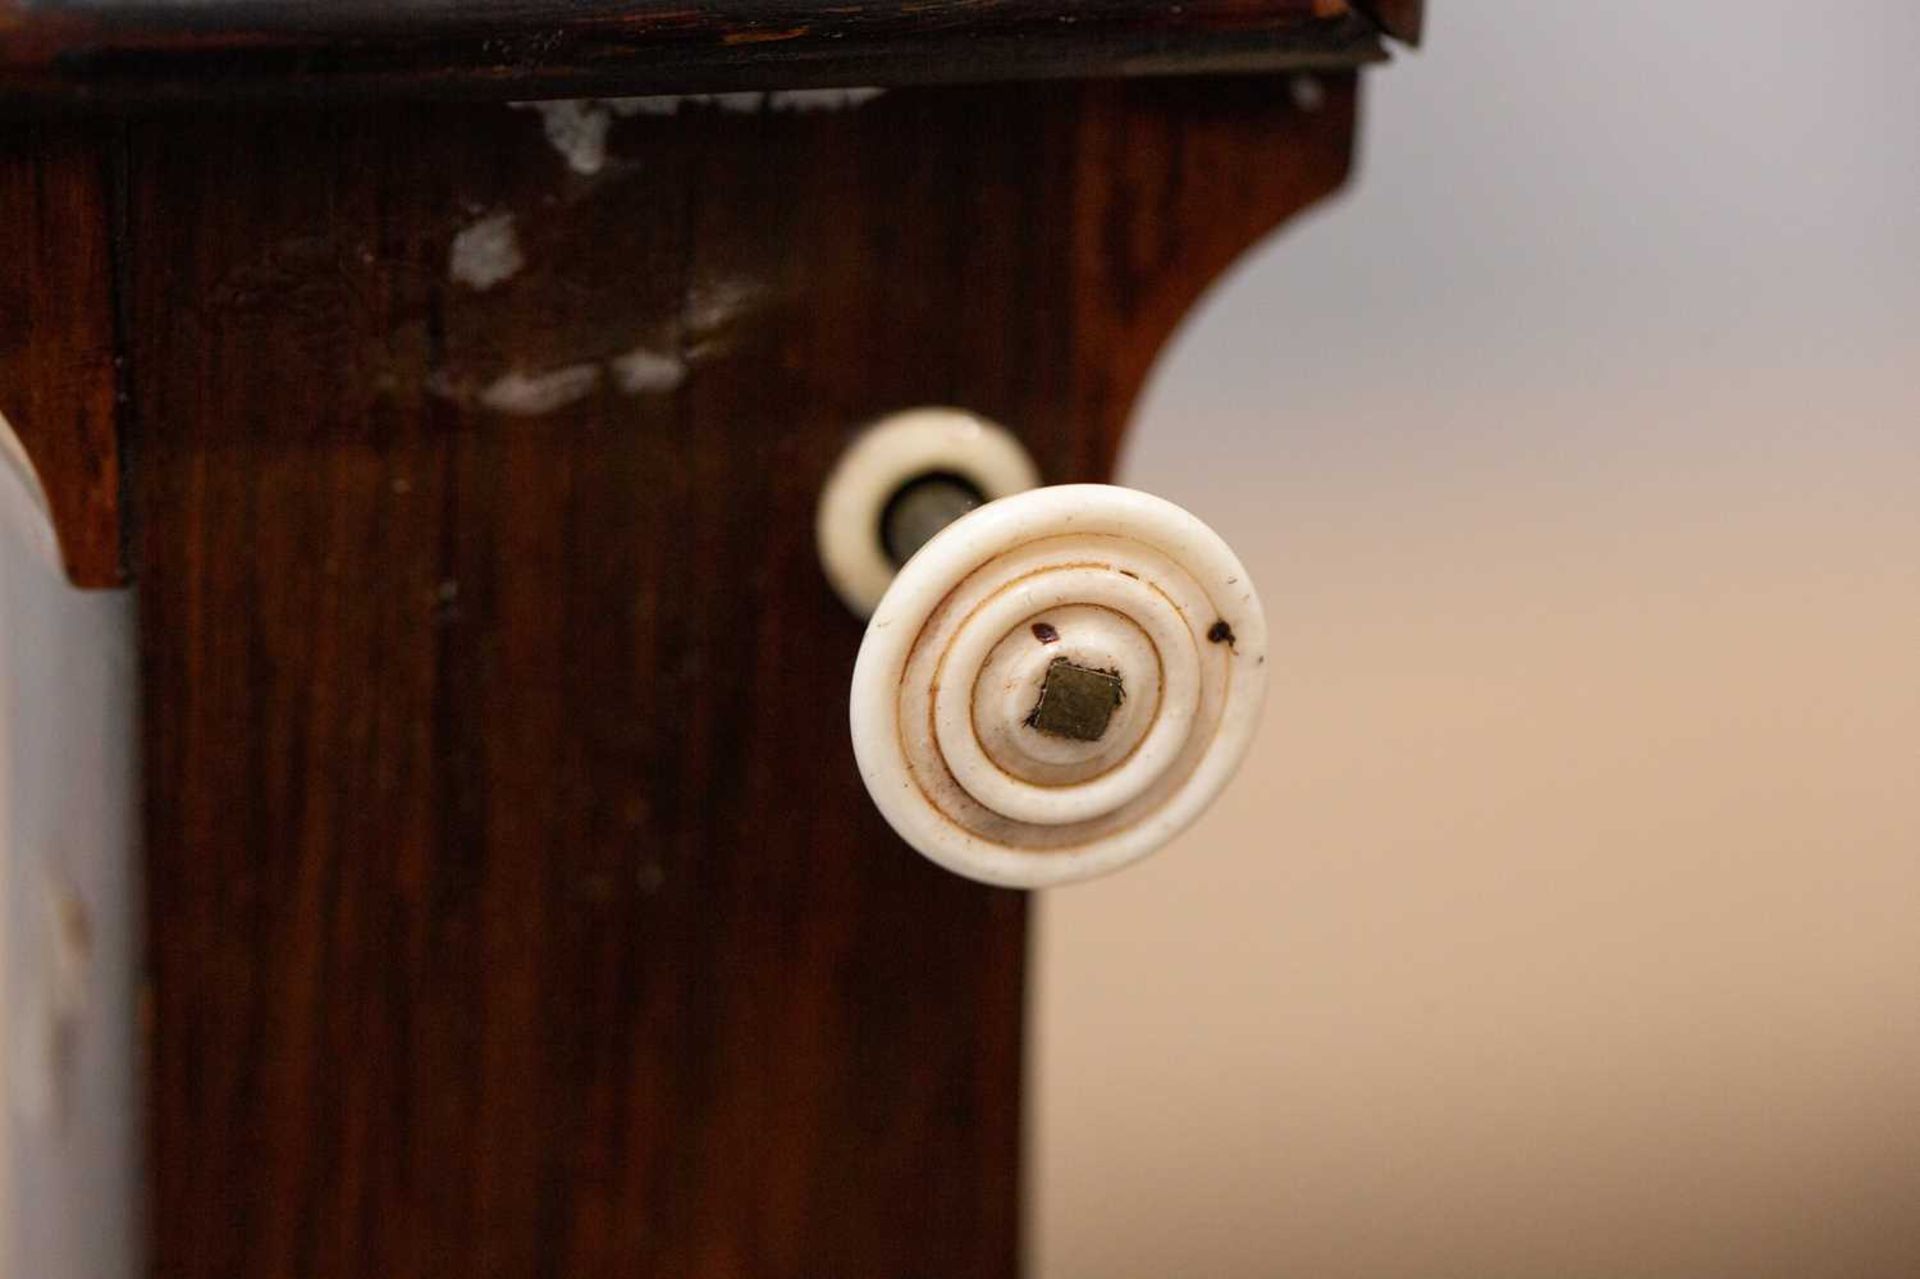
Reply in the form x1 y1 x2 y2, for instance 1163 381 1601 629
606 87 886 117
433 341 698 414
513 99 613 175
1289 74 1327 113
687 276 766 342
475 364 603 415
517 89 888 174
599 92 763 118
605 96 683 118
448 210 525 291
766 87 888 113
610 348 688 395
704 91 768 114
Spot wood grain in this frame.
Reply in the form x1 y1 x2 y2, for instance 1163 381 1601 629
0 117 123 587
129 77 1356 1277
0 0 1398 104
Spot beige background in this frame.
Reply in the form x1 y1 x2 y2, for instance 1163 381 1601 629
1034 1 1920 1275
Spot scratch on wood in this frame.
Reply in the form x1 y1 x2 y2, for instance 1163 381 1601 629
723 25 810 45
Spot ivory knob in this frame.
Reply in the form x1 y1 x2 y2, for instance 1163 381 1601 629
849 484 1266 888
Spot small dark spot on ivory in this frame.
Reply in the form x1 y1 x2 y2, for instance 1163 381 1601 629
1207 620 1236 647
1031 622 1060 644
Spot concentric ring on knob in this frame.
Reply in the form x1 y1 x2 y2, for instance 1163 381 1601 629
972 601 1162 784
815 408 1041 618
850 484 1266 888
932 565 1200 827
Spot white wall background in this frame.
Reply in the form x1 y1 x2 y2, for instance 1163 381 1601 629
1037 2 1920 1275
0 418 139 1279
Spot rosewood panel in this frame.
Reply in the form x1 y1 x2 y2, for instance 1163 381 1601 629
128 77 1356 1277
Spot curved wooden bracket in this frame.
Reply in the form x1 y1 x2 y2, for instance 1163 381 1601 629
0 120 125 589
1070 73 1358 473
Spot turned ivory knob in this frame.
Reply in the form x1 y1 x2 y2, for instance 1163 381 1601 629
849 483 1266 888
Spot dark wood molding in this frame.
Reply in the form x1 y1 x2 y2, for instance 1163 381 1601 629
0 117 124 587
1356 0 1424 45
0 0 1406 105
128 75 1356 1277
